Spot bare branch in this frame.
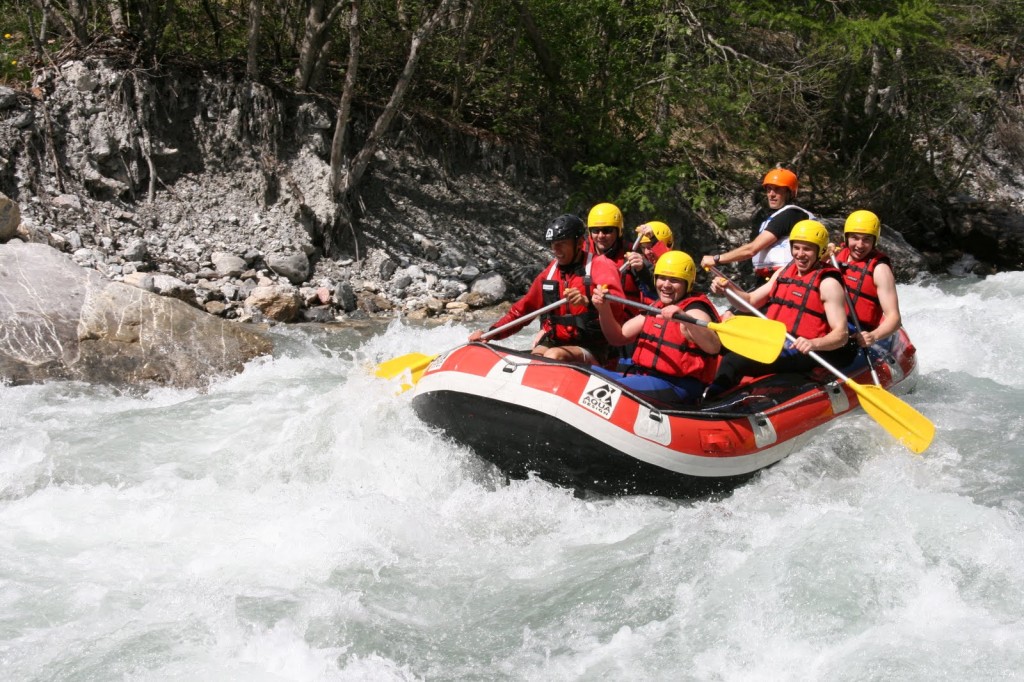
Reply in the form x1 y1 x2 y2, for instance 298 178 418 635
344 0 456 195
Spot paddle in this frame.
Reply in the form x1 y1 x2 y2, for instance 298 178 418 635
618 232 645 273
830 253 881 386
707 266 934 453
603 293 787 364
374 296 569 390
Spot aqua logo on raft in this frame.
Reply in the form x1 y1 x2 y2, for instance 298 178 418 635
427 349 453 372
579 377 621 419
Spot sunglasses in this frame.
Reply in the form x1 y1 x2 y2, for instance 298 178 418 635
589 227 618 235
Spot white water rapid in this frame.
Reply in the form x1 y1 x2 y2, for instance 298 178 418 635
2 273 1023 680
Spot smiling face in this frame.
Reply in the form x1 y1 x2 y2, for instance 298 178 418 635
588 227 620 255
550 237 581 266
845 232 877 261
654 274 687 305
764 184 791 210
790 240 821 274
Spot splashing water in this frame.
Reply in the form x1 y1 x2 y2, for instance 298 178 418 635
2 276 1023 680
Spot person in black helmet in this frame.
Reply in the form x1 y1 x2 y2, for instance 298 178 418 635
468 214 627 363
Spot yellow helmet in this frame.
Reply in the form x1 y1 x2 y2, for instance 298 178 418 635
638 221 673 247
653 251 696 292
789 220 830 258
587 202 624 235
844 210 881 240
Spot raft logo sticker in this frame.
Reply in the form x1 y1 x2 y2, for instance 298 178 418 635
427 349 452 372
579 377 621 419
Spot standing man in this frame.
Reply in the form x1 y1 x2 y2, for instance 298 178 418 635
704 219 856 397
468 214 626 364
833 210 902 346
700 167 813 281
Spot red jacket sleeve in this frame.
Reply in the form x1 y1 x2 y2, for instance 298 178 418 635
590 255 628 324
650 241 671 260
485 261 550 340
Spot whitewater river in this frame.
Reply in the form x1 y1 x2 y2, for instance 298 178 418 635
2 272 1023 681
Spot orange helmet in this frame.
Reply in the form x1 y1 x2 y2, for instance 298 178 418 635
762 168 799 196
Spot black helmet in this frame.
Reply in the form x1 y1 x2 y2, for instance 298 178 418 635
544 214 585 243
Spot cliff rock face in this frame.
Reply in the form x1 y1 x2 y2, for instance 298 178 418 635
0 59 564 326
1 56 1022 336
0 242 272 388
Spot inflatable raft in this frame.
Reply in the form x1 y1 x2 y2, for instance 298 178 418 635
410 329 920 498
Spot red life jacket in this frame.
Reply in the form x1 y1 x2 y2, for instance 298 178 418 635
588 239 649 303
835 246 890 330
766 261 842 339
539 253 603 345
631 295 720 383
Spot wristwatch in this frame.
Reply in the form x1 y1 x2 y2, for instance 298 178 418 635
713 254 722 265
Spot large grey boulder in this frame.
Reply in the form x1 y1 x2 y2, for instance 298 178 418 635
0 242 272 388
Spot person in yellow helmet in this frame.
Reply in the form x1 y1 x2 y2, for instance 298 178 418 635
700 167 814 281
832 210 902 347
704 220 855 398
586 202 625 254
586 202 653 302
591 251 722 403
623 221 673 302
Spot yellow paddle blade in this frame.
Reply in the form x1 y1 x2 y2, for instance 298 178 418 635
850 381 935 454
709 316 788 364
374 352 435 381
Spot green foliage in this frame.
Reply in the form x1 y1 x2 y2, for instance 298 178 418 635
13 0 1024 236
1 6 38 86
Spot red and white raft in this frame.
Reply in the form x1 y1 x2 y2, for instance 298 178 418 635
410 329 920 498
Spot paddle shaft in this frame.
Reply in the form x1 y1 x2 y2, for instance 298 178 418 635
830 253 881 386
703 266 933 453
480 296 568 341
618 233 645 273
378 296 570 386
604 293 710 328
708 266 854 381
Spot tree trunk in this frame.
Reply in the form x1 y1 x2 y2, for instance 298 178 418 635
247 0 262 79
107 0 126 33
329 0 360 195
509 0 561 91
34 0 83 43
327 0 361 257
294 0 347 90
197 0 223 56
344 0 455 193
507 0 579 127
138 0 177 58
326 0 455 257
295 0 326 89
450 0 476 114
864 43 882 118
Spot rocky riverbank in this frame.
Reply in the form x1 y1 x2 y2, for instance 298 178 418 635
1 59 567 332
2 57 1023 336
